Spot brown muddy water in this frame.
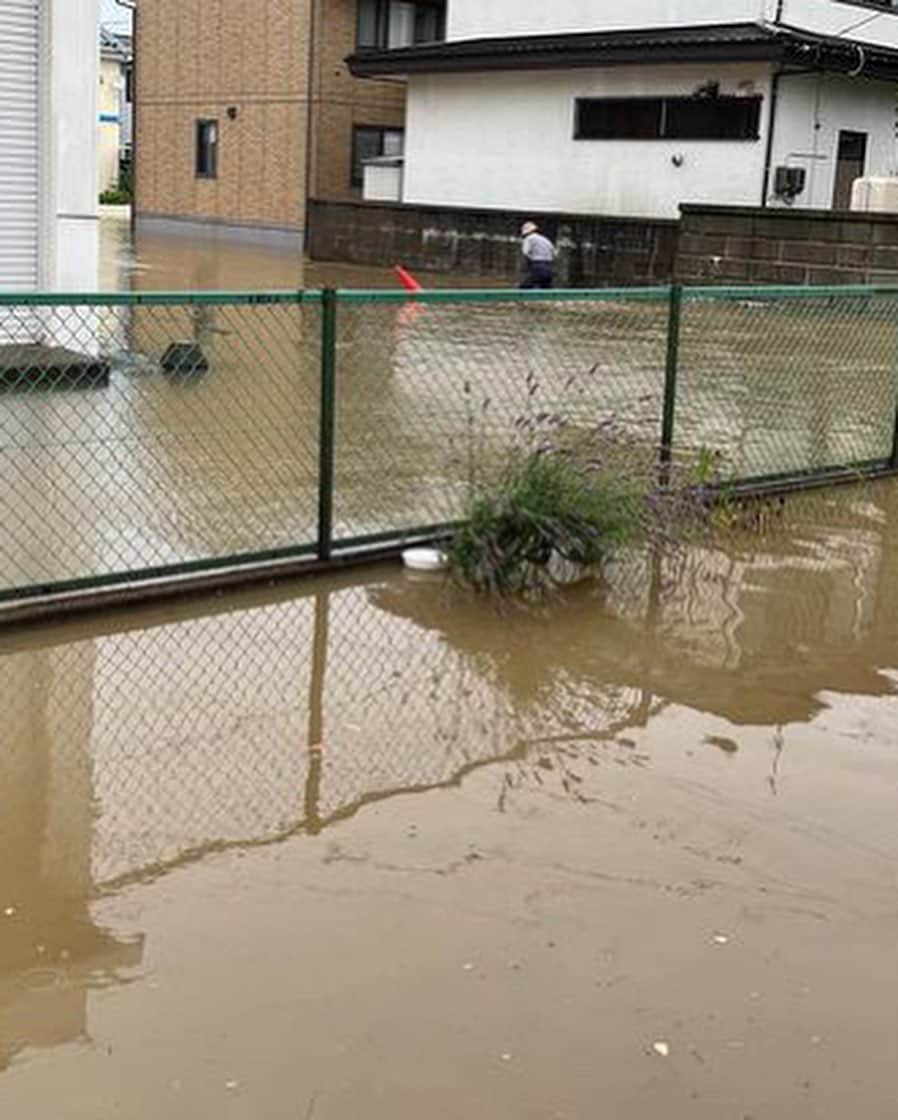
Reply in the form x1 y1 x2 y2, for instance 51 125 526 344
2 482 898 1117
99 207 503 292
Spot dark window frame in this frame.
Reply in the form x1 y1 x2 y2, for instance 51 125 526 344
195 118 219 179
574 95 763 142
356 0 446 51
351 123 405 188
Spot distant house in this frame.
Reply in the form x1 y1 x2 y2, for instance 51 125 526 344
350 0 898 218
99 26 133 194
0 0 100 292
134 0 446 244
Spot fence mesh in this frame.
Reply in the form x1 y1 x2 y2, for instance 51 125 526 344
0 284 896 604
677 288 898 481
333 291 669 539
0 295 320 595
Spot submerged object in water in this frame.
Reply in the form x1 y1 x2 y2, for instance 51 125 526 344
402 547 448 572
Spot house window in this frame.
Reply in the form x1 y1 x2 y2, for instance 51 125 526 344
575 96 762 141
195 119 218 178
357 0 445 49
351 125 404 187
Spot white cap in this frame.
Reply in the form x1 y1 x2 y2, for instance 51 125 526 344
521 222 538 236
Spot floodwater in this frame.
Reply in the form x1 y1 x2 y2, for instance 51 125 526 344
99 206 502 292
2 482 898 1117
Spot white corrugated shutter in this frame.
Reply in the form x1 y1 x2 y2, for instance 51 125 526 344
0 0 39 292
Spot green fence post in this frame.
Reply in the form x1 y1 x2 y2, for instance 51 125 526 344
891 316 898 469
660 283 683 478
317 288 338 561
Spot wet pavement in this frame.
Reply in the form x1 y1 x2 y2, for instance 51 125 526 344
1 483 898 1116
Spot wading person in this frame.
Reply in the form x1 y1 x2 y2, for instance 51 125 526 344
520 221 557 289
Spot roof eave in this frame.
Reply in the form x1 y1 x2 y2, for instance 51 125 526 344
349 26 898 83
348 40 784 79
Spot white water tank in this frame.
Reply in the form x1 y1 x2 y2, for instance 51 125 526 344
850 177 898 214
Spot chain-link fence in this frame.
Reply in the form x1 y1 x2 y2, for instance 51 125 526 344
0 284 896 607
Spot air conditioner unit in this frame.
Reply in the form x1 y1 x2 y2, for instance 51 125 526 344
773 166 806 200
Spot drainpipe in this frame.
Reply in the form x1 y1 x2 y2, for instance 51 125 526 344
114 0 137 239
760 69 782 207
760 65 821 207
760 0 785 206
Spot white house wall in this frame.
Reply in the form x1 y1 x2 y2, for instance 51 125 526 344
447 0 777 41
781 0 898 50
44 0 99 293
769 74 898 208
403 64 774 218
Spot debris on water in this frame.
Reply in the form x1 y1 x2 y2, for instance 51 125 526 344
3 907 15 917
713 933 730 945
225 1080 240 1091
500 1053 513 1062
652 1041 670 1058
705 735 739 754
402 547 448 573
463 963 475 972
59 949 70 961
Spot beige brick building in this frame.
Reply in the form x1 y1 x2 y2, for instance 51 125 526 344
134 0 442 242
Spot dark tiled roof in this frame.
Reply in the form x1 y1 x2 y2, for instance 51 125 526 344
348 20 898 81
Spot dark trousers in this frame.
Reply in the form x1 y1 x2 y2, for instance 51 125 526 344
520 261 554 289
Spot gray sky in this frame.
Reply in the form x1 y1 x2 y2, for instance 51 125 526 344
100 0 132 31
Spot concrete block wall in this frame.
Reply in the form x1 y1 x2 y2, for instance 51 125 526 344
308 199 679 286
677 205 898 287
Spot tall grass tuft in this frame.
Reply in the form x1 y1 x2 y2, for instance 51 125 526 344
448 450 642 596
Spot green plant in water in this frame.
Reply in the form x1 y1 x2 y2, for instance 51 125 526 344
448 451 642 596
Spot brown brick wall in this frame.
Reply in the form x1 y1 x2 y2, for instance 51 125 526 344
677 206 898 287
135 0 408 231
136 0 310 231
309 0 406 202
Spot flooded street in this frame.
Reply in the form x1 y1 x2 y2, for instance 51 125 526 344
99 207 500 291
2 482 898 1117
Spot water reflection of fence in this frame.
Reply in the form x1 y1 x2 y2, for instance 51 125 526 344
1 484 896 894
0 579 651 892
0 284 897 608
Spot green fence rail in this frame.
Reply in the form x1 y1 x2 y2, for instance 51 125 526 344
0 282 896 607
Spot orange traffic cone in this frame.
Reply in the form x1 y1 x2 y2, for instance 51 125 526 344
395 264 422 292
